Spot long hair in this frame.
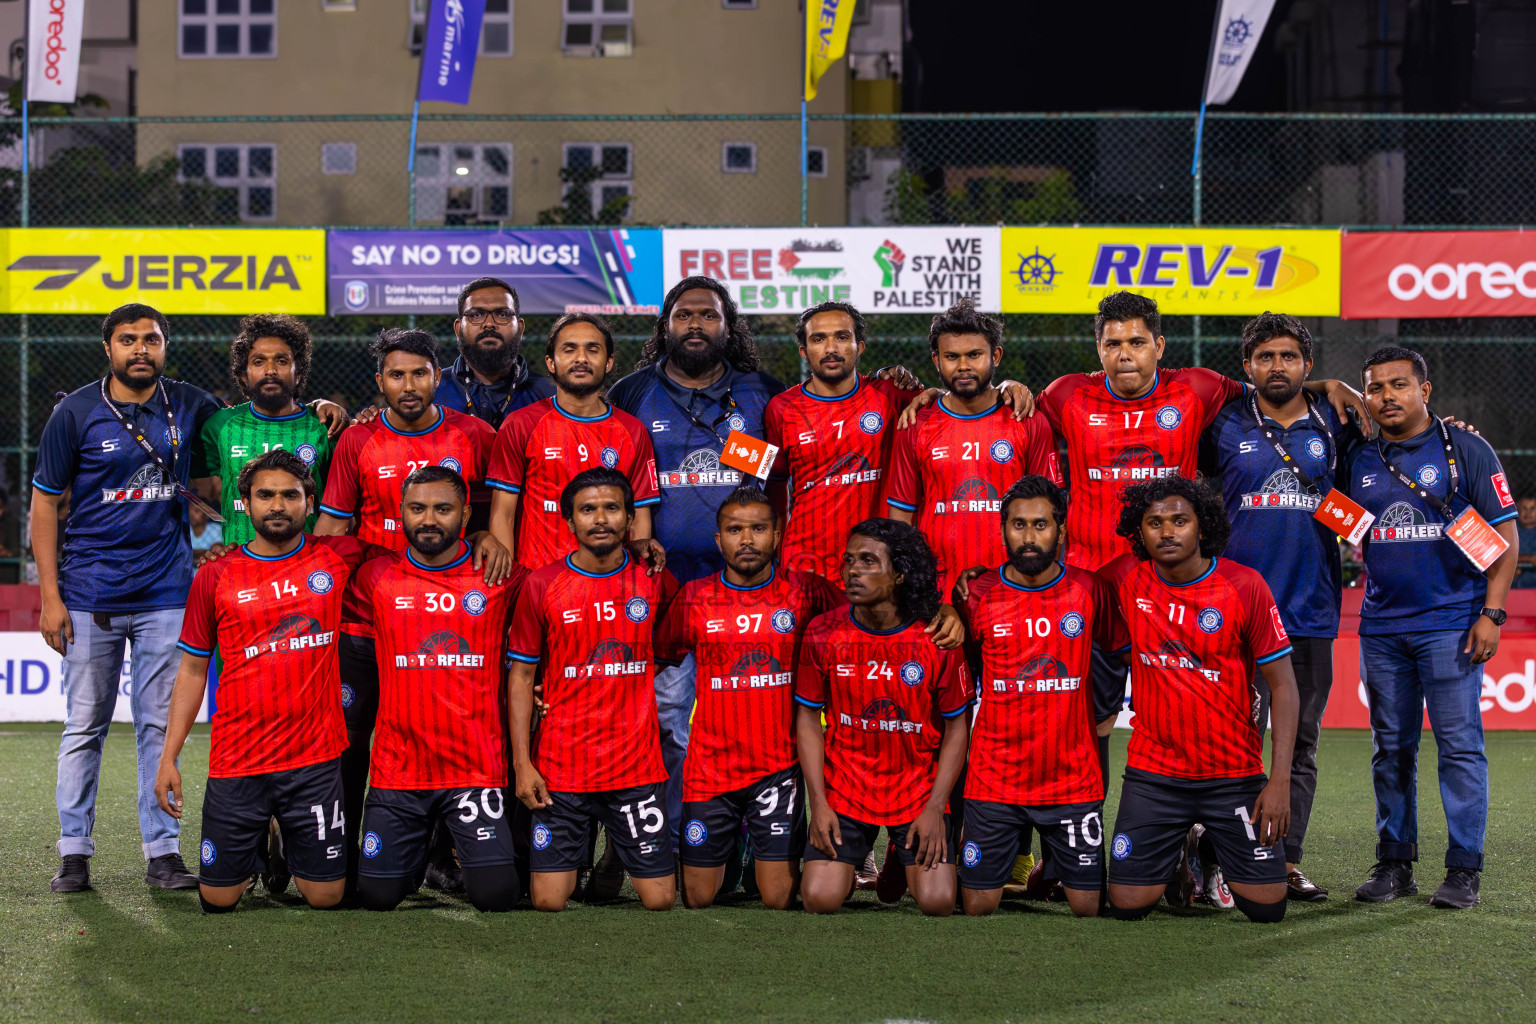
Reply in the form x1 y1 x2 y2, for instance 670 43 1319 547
848 518 941 623
1115 475 1230 561
229 313 312 398
636 276 760 372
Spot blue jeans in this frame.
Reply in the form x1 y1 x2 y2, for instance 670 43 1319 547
1359 630 1488 871
654 655 695 842
56 608 185 859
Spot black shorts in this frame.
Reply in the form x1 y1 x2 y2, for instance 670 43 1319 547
1108 768 1286 887
198 758 347 887
680 765 805 868
802 811 955 868
358 786 518 878
531 783 674 880
960 799 1106 892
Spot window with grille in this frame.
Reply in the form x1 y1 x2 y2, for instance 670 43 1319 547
412 143 513 224
180 0 277 59
562 0 632 57
409 0 513 56
178 144 277 220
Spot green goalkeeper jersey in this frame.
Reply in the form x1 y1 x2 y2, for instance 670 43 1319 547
196 403 337 546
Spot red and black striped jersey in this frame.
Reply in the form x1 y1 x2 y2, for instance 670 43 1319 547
352 543 527 790
177 535 368 778
657 567 844 801
507 553 678 793
1102 555 1292 780
794 609 973 825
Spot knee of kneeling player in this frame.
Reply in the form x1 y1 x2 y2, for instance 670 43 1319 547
1106 901 1155 921
463 867 519 913
199 891 241 914
1232 893 1286 924
295 882 345 909
356 876 409 912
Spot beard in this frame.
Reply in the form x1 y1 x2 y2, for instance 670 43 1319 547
945 364 996 399
1008 540 1058 577
405 524 457 557
254 512 303 545
111 359 161 390
555 367 602 399
666 327 726 377
1258 375 1305 405
461 330 517 378
251 377 296 413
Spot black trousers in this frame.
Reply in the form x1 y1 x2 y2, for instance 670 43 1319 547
1251 636 1334 865
338 633 380 890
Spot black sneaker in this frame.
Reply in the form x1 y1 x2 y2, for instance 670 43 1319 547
260 818 291 897
146 853 200 890
1429 868 1481 909
51 854 91 893
423 857 464 894
583 832 625 903
1354 859 1417 902
1165 826 1200 909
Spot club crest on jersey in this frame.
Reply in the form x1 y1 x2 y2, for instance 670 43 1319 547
362 832 382 858
1197 607 1223 633
771 608 796 634
625 597 650 623
1155 405 1182 430
200 839 216 865
859 411 884 435
989 439 1014 464
532 824 552 850
962 841 981 867
463 590 488 616
439 456 463 474
306 570 334 595
1306 437 1326 460
1059 612 1085 638
899 660 925 686
1417 463 1440 487
728 413 747 433
294 443 318 466
601 446 620 469
1112 833 1132 859
684 820 708 847
340 683 355 709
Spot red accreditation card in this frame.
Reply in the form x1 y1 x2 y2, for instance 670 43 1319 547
1313 488 1374 546
719 430 779 482
1447 507 1509 572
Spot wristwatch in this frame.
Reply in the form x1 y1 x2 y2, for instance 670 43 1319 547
1480 607 1507 626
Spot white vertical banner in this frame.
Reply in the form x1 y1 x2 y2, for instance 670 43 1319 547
27 0 87 104
1202 0 1277 105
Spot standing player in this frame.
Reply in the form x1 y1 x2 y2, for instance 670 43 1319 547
795 519 972 917
487 313 661 571
349 467 527 912
437 277 556 430
508 468 680 912
197 314 343 546
1099 476 1299 924
658 485 843 910
887 299 1060 600
957 476 1123 918
154 451 366 912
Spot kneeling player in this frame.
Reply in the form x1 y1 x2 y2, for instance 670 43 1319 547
796 519 972 916
1101 476 1299 924
350 467 528 912
509 468 680 912
957 476 1123 917
156 451 368 912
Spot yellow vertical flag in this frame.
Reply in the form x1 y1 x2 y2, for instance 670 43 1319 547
804 0 857 101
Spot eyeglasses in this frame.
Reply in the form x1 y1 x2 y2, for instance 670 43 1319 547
462 308 517 325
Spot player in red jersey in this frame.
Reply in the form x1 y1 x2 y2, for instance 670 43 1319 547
508 468 680 912
349 467 528 912
155 451 368 912
796 519 972 916
487 313 662 571
657 485 842 909
887 300 1060 599
1099 475 1299 924
956 475 1125 917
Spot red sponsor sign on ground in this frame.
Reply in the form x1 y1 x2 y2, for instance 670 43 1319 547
1323 635 1536 731
1341 229 1536 318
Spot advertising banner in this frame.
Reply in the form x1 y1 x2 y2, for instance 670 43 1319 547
663 227 1001 314
1000 227 1340 315
1323 636 1536 731
0 632 211 723
0 229 326 314
27 0 87 104
329 228 663 316
1340 229 1536 319
417 0 486 106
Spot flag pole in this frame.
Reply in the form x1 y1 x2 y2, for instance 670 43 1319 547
1191 2 1226 369
408 99 420 229
800 97 808 227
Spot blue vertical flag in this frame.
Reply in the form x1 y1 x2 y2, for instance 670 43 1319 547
417 0 487 105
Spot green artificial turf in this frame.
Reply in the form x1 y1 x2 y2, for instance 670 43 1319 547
1 724 1532 1022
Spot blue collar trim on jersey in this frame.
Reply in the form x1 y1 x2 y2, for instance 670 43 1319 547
381 406 444 436
565 550 631 578
552 397 613 423
408 541 472 572
999 562 1066 592
1155 556 1218 588
846 607 915 636
240 534 308 562
937 395 1002 420
249 404 308 422
721 566 776 591
1103 370 1159 403
799 373 862 403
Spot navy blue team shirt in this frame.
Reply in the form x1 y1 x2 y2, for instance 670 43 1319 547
435 353 555 430
33 378 223 613
1343 420 1517 635
607 358 786 582
1202 396 1358 638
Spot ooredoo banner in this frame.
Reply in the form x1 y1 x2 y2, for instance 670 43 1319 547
1340 229 1536 318
0 633 211 723
1323 636 1536 730
663 227 1001 314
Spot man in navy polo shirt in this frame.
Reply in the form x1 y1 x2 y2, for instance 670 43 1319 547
1202 312 1363 903
32 303 225 894
436 277 555 431
1344 345 1518 910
